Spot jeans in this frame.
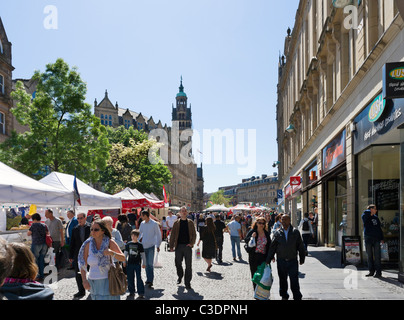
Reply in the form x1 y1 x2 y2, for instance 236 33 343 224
175 244 193 287
277 258 302 300
126 264 145 295
302 234 311 252
230 236 242 259
144 246 155 283
31 243 48 278
216 236 224 262
365 236 382 274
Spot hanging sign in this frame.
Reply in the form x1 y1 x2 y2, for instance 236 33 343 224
383 62 404 100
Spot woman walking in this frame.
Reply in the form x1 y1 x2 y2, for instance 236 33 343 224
245 216 271 289
78 219 125 300
197 216 217 272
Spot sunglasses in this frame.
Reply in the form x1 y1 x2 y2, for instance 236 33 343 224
91 228 101 232
257 222 265 225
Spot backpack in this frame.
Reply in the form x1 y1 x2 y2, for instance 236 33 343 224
302 220 310 231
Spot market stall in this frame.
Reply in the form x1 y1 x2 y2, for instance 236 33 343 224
39 172 122 210
0 161 73 239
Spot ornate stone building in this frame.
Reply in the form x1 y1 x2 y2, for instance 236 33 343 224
0 17 30 143
94 79 204 211
276 0 404 280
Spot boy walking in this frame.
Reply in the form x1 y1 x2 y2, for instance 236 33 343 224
124 229 146 299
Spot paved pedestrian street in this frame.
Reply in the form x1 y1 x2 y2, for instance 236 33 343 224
51 233 404 301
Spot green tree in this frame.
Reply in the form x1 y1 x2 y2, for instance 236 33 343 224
0 58 110 183
100 126 172 195
208 190 233 207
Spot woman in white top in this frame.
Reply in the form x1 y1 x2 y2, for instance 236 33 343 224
78 219 125 300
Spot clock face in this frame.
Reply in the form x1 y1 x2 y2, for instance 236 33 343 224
333 0 353 8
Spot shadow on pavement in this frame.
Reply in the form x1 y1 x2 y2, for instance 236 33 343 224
307 248 343 269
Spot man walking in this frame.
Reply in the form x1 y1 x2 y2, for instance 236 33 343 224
139 210 162 288
45 209 64 270
65 210 78 269
227 215 243 261
362 204 384 278
266 214 305 300
169 206 196 290
69 212 91 299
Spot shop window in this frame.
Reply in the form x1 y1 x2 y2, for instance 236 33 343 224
357 145 400 262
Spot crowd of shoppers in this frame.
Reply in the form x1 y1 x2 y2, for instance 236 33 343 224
0 202 386 301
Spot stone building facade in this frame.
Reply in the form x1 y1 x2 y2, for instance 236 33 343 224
0 18 30 143
219 174 278 208
277 0 404 280
94 79 204 211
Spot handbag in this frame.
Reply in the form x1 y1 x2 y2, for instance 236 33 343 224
108 256 128 296
46 234 53 248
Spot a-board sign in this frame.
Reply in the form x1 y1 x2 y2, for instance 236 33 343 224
342 236 362 266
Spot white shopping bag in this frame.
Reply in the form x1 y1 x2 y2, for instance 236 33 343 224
154 251 162 268
260 264 273 287
381 242 389 261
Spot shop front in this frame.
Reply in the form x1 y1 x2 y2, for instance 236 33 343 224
353 90 404 280
321 130 347 248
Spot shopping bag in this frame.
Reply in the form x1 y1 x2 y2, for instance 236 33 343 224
260 264 273 288
195 247 201 260
154 251 163 268
381 242 389 261
252 262 271 290
254 283 271 300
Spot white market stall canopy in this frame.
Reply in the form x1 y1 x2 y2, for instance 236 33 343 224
204 204 230 212
39 172 122 209
0 161 73 207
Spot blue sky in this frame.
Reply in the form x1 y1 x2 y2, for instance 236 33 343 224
2 0 300 193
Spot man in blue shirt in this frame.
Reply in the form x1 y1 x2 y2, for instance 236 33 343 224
227 215 243 261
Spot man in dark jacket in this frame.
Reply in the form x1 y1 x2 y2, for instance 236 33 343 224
362 204 384 278
266 214 305 300
69 212 91 298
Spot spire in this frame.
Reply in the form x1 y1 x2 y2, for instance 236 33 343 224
179 76 184 93
176 76 187 98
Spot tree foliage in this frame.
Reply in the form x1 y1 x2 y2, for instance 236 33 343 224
0 58 110 183
208 190 233 207
100 126 172 195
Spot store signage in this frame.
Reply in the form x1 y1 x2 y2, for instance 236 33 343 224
368 94 386 122
322 129 346 174
383 62 404 99
290 176 301 186
353 93 404 155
